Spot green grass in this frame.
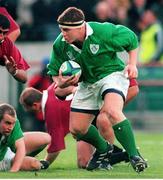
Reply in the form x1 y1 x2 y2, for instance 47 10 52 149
0 132 163 178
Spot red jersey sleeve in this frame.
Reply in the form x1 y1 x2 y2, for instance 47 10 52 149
3 37 30 70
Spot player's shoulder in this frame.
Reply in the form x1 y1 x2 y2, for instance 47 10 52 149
88 21 116 29
88 21 116 38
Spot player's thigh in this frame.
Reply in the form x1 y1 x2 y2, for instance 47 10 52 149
103 92 124 112
76 140 94 168
23 132 51 154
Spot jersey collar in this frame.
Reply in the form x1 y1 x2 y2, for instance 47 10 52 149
41 90 48 120
85 23 93 39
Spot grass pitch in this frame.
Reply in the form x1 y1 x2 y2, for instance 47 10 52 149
0 131 163 178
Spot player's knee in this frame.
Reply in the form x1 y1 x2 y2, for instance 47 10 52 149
109 109 122 120
96 115 112 131
69 126 88 136
101 108 122 122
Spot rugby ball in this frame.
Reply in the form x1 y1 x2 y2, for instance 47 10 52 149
60 60 82 77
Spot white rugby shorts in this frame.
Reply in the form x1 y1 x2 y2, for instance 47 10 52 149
71 70 129 111
0 148 15 171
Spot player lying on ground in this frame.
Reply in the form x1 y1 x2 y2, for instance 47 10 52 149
0 103 51 172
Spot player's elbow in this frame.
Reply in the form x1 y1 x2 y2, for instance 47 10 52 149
8 29 21 42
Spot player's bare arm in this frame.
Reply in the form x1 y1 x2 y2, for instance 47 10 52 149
55 85 77 97
10 137 26 172
3 55 27 83
45 152 60 165
125 48 138 79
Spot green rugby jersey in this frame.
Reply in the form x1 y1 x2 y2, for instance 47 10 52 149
48 22 138 83
0 119 23 161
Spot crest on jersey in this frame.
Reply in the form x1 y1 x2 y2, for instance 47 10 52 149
90 44 99 54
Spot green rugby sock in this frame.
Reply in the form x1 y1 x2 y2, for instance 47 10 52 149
76 125 108 153
113 119 138 157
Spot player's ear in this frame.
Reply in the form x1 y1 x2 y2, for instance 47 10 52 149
32 102 38 108
32 102 40 110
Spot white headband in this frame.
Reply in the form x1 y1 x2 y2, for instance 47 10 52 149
58 20 85 29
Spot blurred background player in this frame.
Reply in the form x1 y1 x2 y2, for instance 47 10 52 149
0 14 29 83
138 5 163 65
0 103 51 172
127 0 146 36
28 57 52 92
0 4 20 42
